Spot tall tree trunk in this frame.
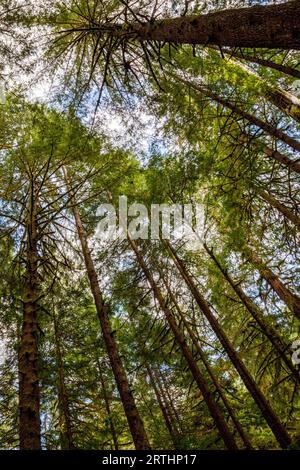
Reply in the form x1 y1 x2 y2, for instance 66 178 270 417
172 74 300 153
96 357 119 450
64 169 151 450
260 144 300 174
204 245 300 383
154 369 183 434
257 189 300 227
18 181 41 450
128 236 238 450
246 250 300 321
146 365 179 449
160 269 253 449
166 241 291 449
214 49 300 80
160 271 252 449
108 1 300 49
53 308 75 450
210 47 300 123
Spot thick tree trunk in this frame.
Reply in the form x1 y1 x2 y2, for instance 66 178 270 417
257 189 300 226
96 357 119 450
18 183 41 450
53 308 75 450
146 365 179 449
119 1 300 49
173 74 300 153
166 241 291 449
247 250 300 321
160 271 253 449
64 169 150 450
204 245 300 384
128 236 238 450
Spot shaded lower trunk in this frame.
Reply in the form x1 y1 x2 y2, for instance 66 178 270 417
160 270 253 449
53 309 75 450
128 236 238 450
96 357 119 450
18 184 41 450
204 245 300 384
247 250 300 321
166 241 291 449
64 169 150 451
146 365 179 449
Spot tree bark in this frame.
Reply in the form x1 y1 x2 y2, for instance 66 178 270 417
172 73 300 153
146 365 179 449
160 270 253 449
64 168 151 450
257 188 300 227
128 236 238 450
247 250 300 321
166 241 291 449
110 1 300 50
204 245 300 384
96 357 119 450
261 145 300 174
18 181 41 450
53 308 75 450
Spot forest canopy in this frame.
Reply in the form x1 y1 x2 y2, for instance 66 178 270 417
0 0 299 452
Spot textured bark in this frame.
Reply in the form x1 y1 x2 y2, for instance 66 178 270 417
64 169 150 450
96 357 119 450
146 365 179 449
166 241 291 449
204 245 300 384
160 271 253 449
128 236 238 450
247 250 300 321
257 189 300 227
115 1 300 49
53 309 75 450
173 74 300 153
18 182 41 450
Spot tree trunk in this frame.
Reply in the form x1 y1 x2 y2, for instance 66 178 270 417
160 270 253 449
247 250 300 321
113 1 300 50
204 245 300 384
257 189 300 227
128 236 238 450
261 145 300 174
210 47 300 123
172 73 300 153
18 181 41 450
64 168 151 450
155 369 183 434
166 241 291 449
53 308 75 450
96 357 119 450
146 365 179 449
215 49 300 80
